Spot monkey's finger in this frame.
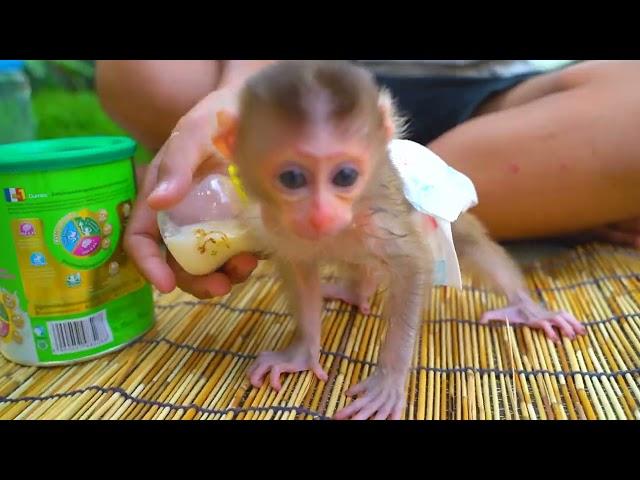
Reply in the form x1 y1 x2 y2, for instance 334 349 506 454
345 381 369 398
372 398 395 420
269 367 283 392
246 360 259 378
561 313 586 335
311 362 329 382
249 362 272 388
247 353 270 377
391 402 404 420
549 315 576 340
334 396 375 420
358 299 372 315
538 321 559 344
351 394 387 420
479 312 502 325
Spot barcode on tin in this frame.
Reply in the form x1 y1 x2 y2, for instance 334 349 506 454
47 310 113 355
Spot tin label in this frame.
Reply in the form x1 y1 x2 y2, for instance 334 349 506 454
0 158 153 365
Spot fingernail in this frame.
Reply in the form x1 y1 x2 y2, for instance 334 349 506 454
151 181 171 197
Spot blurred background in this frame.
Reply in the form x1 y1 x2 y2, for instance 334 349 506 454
0 60 571 164
0 59 152 162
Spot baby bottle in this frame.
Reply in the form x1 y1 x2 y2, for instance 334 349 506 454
157 165 256 276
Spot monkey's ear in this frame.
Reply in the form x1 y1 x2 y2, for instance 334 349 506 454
212 110 239 161
378 88 398 141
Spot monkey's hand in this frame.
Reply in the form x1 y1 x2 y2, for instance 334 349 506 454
334 368 406 420
247 341 328 392
480 292 586 344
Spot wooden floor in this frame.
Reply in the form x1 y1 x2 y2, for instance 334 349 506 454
1 243 639 420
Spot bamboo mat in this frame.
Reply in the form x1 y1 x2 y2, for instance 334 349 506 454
1 243 639 420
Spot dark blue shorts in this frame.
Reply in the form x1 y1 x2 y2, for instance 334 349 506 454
374 73 541 144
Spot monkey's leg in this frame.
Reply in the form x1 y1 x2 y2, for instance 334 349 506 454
247 260 328 391
334 260 428 420
322 265 378 314
453 214 586 343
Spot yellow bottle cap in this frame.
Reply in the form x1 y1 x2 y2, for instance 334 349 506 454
227 164 248 204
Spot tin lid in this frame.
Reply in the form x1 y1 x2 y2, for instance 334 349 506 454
0 136 137 173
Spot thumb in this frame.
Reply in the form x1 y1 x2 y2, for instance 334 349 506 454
147 124 218 211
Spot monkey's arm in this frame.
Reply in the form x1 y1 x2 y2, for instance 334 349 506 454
452 213 586 342
247 259 328 391
335 252 430 420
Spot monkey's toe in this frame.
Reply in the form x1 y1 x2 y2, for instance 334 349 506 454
357 297 372 315
248 348 327 392
481 304 585 343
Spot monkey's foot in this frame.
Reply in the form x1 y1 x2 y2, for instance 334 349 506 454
480 299 586 344
247 343 328 392
322 282 373 315
334 370 406 420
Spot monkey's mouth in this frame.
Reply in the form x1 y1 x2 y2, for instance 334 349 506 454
293 223 347 241
295 229 333 241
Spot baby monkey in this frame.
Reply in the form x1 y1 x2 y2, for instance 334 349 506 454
217 60 586 420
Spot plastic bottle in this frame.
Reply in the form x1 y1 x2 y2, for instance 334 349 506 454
0 60 36 144
157 165 257 276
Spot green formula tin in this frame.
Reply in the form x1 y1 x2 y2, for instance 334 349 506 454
0 137 154 366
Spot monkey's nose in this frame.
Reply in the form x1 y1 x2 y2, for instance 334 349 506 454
309 212 334 234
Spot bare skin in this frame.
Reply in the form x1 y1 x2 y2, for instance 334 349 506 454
97 60 640 262
97 61 274 297
431 60 640 242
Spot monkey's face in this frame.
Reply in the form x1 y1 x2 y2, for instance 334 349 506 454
253 127 375 241
230 61 395 242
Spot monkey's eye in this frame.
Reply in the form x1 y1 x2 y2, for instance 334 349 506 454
278 168 308 190
332 166 359 188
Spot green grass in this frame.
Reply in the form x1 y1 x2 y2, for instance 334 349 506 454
31 88 152 163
